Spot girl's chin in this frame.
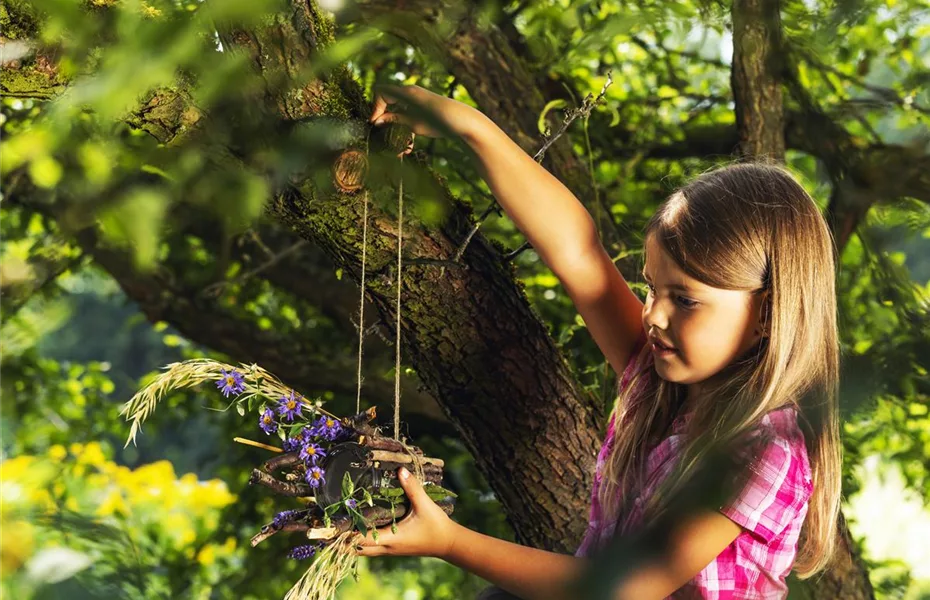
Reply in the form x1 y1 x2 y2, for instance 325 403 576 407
653 356 690 383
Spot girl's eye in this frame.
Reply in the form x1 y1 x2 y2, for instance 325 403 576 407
645 283 698 309
676 296 698 309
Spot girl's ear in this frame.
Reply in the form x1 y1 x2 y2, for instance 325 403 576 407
756 290 771 337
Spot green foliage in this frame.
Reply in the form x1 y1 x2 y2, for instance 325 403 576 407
2 0 929 597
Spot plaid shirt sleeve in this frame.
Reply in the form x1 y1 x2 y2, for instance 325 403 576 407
719 434 811 544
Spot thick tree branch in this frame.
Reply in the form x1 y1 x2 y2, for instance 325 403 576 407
7 191 450 432
350 0 626 257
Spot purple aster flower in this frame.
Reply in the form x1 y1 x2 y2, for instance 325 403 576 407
273 510 297 529
258 408 277 435
282 437 302 453
299 442 326 466
216 369 246 398
288 544 319 560
299 426 315 443
311 415 343 441
276 391 303 422
305 466 325 488
345 498 357 510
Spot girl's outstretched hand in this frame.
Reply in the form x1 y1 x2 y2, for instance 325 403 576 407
369 84 477 140
354 467 456 560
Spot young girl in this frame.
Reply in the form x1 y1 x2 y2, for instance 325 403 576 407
358 84 842 599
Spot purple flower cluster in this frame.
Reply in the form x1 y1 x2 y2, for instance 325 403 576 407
305 466 325 488
287 544 320 560
345 498 357 510
259 408 277 435
216 369 246 398
309 415 343 441
277 391 303 422
299 442 326 466
273 510 298 529
282 436 302 452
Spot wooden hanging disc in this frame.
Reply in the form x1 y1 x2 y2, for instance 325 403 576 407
333 149 368 192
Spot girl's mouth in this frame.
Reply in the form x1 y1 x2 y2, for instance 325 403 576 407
651 341 677 357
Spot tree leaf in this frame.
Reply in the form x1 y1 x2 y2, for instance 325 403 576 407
537 99 569 135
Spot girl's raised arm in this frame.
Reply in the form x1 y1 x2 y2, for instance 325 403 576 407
371 85 645 376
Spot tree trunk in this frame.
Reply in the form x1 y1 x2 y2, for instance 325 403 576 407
731 0 786 160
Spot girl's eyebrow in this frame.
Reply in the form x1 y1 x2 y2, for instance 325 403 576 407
641 269 698 293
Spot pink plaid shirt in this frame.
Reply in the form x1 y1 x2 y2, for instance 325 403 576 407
576 332 813 599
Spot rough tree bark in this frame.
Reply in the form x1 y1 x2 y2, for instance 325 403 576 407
732 0 786 160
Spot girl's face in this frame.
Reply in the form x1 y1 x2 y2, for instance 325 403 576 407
641 235 766 402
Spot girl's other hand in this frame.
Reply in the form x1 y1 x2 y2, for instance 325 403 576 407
354 467 457 560
369 84 477 140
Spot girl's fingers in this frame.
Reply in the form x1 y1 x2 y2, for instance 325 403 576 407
370 84 410 122
373 111 412 128
355 525 400 547
370 94 388 123
355 544 387 557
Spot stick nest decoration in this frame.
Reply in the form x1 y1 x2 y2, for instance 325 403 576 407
120 359 455 600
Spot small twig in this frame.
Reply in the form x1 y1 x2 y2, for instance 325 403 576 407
249 469 314 496
369 450 444 468
799 49 930 116
630 34 729 69
449 74 614 265
445 76 458 98
349 316 394 347
806 59 882 141
363 436 423 454
247 229 276 258
451 202 500 262
372 462 444 481
262 452 303 473
403 257 467 269
534 72 613 164
503 241 532 263
201 239 309 298
234 437 283 453
306 527 338 540
346 406 378 428
250 518 311 547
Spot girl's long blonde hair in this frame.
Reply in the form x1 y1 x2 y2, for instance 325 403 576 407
598 163 842 577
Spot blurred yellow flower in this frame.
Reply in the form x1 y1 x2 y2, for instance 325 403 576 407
3 445 240 584
0 519 35 573
48 445 67 461
196 544 216 566
1 456 57 513
96 489 129 518
77 442 107 466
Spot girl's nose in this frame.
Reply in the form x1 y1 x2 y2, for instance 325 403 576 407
643 296 670 331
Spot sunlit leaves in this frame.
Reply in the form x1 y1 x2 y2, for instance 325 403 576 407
97 188 169 270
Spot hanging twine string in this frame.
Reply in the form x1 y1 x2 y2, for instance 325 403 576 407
355 189 369 415
355 129 373 415
394 153 404 441
355 127 406 441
